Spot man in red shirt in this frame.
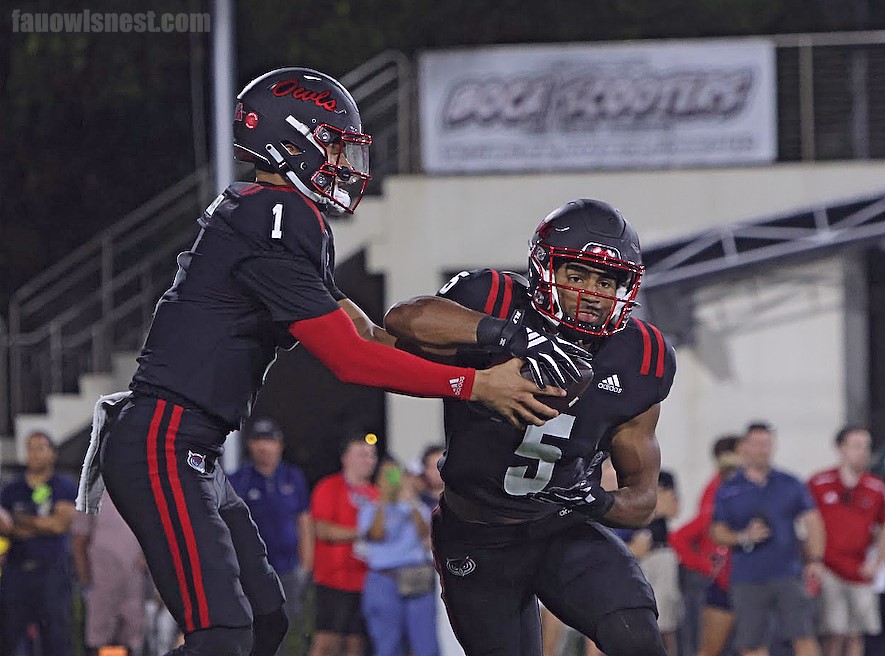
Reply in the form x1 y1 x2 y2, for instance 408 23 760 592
310 435 379 656
808 426 885 656
670 435 741 656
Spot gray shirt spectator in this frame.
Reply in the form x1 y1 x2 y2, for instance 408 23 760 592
72 489 147 654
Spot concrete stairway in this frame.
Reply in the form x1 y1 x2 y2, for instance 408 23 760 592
8 352 138 463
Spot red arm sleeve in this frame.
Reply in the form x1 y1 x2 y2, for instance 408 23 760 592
289 308 475 399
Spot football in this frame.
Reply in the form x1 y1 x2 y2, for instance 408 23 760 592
520 358 594 414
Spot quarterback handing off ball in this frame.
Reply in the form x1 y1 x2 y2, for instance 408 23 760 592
521 356 594 413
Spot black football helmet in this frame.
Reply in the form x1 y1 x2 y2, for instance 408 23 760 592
233 67 372 214
528 199 643 338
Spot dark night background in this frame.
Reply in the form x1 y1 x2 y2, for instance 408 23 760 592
1 0 883 475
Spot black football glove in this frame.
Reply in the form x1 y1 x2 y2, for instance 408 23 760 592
529 478 615 520
476 308 591 388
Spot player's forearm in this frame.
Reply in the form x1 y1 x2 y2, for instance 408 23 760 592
408 505 431 539
339 298 397 346
0 508 12 536
71 538 91 586
290 308 475 400
873 525 885 569
365 504 387 542
801 510 825 561
313 519 358 542
710 522 744 547
298 513 314 571
384 297 483 347
31 513 72 536
601 486 657 529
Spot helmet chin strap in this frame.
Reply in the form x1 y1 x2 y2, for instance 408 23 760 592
323 187 351 217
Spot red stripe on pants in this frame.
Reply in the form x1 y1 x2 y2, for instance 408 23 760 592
146 400 196 632
164 405 211 628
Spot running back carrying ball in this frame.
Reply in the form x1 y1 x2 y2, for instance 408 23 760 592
520 356 594 413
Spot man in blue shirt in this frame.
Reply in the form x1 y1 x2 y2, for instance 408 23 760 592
712 422 825 656
0 431 77 656
229 418 312 655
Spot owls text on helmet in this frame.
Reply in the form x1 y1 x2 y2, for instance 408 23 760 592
233 67 372 215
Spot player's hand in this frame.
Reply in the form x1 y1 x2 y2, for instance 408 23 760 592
470 358 564 427
745 518 770 544
529 478 615 520
476 309 591 388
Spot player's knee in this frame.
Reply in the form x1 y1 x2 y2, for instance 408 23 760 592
180 625 253 655
594 607 666 656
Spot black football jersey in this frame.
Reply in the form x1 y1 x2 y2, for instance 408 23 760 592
132 182 344 431
437 269 677 522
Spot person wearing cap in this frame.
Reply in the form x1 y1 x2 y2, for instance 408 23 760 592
229 418 312 656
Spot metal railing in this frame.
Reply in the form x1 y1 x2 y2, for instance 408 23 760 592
340 50 413 186
773 30 885 162
7 168 210 421
4 51 412 428
5 32 885 430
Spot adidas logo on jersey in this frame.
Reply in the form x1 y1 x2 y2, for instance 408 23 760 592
597 374 623 394
450 376 465 397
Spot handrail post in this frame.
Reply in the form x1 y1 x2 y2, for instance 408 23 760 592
49 320 63 395
91 322 105 378
798 38 816 162
8 303 22 420
100 235 113 371
0 317 8 436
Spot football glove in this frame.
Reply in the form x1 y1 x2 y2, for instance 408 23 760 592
476 308 591 388
530 478 615 520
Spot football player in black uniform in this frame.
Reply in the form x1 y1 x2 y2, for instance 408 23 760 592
94 68 590 656
384 199 677 656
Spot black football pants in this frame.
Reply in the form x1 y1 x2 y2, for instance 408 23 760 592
100 396 284 654
431 501 659 656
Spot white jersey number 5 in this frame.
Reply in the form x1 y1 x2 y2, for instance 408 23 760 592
503 414 576 496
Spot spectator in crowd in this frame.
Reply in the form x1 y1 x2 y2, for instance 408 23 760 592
808 426 885 656
712 422 825 656
358 459 439 656
670 435 742 656
614 471 682 656
646 471 683 656
72 489 147 656
419 444 445 510
0 430 77 656
229 418 314 656
309 434 378 656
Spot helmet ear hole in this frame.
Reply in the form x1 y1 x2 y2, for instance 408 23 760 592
281 141 302 156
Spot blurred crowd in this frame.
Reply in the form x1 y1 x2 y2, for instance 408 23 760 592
3 418 885 656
